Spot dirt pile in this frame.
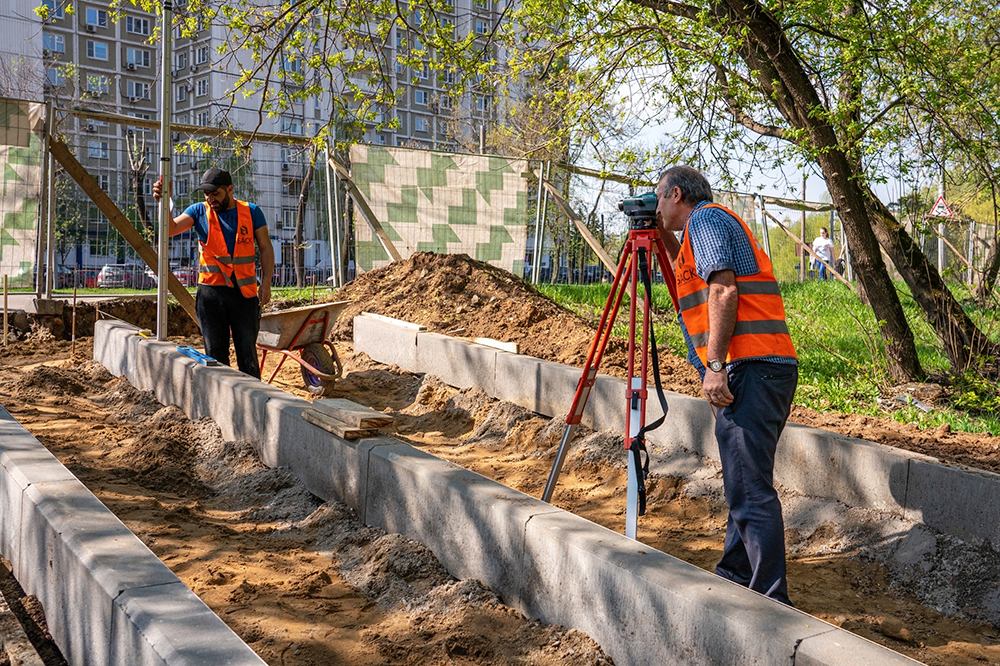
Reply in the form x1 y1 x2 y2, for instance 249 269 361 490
329 252 700 391
1 355 612 666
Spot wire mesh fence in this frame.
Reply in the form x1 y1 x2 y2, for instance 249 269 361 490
3 94 998 295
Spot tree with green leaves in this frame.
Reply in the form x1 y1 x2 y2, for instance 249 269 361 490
491 0 1000 379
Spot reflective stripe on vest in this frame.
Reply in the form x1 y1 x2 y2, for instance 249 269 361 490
198 200 258 298
675 203 796 365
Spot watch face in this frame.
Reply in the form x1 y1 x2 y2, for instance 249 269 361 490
708 360 724 372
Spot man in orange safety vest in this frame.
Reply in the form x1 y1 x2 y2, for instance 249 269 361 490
656 165 798 606
153 167 275 378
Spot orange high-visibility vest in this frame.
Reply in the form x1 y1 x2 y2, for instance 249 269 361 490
675 203 796 365
198 200 258 298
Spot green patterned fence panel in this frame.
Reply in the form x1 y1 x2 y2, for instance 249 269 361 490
350 145 529 273
0 98 43 288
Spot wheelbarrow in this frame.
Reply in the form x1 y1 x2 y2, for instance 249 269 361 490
256 301 351 396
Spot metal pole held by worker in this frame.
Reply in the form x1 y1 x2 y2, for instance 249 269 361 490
156 0 174 341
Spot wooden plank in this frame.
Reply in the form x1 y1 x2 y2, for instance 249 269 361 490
47 137 198 323
535 171 617 274
310 398 394 428
302 408 376 439
327 156 403 262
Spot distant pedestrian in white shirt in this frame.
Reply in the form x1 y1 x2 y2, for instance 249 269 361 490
811 227 834 280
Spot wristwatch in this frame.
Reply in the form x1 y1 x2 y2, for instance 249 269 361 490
707 359 725 373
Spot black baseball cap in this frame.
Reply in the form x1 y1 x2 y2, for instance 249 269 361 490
196 167 233 191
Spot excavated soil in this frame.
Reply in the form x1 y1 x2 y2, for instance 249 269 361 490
5 341 1000 665
0 350 609 666
4 251 1000 665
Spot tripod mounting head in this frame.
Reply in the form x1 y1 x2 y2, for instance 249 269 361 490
619 192 658 230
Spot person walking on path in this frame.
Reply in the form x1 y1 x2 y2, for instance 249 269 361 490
655 165 799 605
153 167 275 378
811 227 835 280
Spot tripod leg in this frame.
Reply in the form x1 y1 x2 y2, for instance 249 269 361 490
542 423 578 502
625 376 642 539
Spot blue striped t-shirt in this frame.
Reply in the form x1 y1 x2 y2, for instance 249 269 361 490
677 201 796 374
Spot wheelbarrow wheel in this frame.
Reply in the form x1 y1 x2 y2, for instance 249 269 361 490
300 343 337 396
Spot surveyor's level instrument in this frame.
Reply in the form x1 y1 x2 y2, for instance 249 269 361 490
541 220 679 540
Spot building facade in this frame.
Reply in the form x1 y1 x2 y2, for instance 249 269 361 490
27 0 510 278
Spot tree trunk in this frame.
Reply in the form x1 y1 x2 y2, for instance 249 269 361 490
130 166 150 234
976 236 1000 301
719 0 924 381
816 154 925 381
294 156 317 289
863 194 1000 369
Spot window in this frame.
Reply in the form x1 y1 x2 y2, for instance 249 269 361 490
415 63 428 80
196 78 209 96
176 85 187 102
414 117 428 133
127 80 150 100
280 148 302 164
475 0 488 7
126 48 150 68
86 75 110 95
195 46 208 65
177 152 187 165
281 208 297 229
86 7 108 27
142 178 152 196
375 134 386 145
475 95 491 113
86 40 109 61
395 61 404 76
97 174 109 191
42 0 64 19
196 111 209 125
45 67 63 86
88 141 109 159
441 95 453 110
126 16 150 35
280 117 302 135
175 177 189 196
395 30 405 50
175 113 188 124
176 52 188 69
475 19 489 35
414 90 428 105
396 137 406 147
43 34 64 53
283 57 303 74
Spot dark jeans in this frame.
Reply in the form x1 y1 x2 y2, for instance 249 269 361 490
195 284 261 378
714 361 798 605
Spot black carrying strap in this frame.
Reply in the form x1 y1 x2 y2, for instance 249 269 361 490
630 247 670 516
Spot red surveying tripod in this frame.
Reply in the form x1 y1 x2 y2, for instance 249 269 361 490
541 192 680 540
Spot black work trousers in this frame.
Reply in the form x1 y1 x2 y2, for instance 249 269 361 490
713 361 798 605
195 284 261 378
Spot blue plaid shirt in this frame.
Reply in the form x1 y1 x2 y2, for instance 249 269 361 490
678 201 797 375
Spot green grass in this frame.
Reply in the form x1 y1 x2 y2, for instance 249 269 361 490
541 280 1000 437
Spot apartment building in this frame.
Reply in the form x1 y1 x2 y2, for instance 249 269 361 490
29 0 509 274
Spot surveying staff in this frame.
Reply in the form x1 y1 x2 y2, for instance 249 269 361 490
152 167 275 378
655 166 798 606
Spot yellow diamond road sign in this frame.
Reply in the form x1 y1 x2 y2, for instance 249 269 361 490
929 195 954 218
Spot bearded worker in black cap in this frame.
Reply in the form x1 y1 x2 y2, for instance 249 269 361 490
153 167 275 378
